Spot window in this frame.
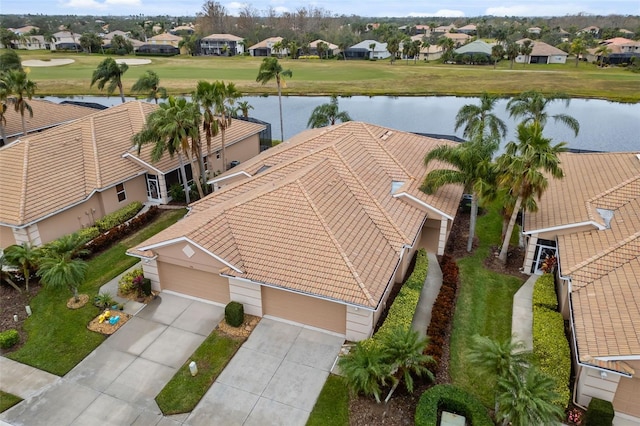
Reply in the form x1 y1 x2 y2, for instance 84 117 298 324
116 183 126 202
216 151 221 159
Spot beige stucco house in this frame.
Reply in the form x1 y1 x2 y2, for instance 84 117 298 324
0 101 266 249
516 39 568 64
522 152 640 424
128 122 462 341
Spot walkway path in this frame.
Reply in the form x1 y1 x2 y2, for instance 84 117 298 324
511 274 536 352
412 252 443 337
0 357 59 400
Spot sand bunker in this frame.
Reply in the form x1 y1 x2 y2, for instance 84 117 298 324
22 58 75 67
115 58 152 65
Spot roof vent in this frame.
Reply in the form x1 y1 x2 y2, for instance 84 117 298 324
380 130 393 141
391 181 404 194
596 208 614 229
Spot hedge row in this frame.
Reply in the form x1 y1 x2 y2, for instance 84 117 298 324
425 255 459 368
533 305 571 408
415 384 493 426
372 249 428 344
94 201 143 232
533 273 558 311
85 206 160 255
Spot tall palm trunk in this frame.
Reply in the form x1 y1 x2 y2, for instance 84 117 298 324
0 123 7 143
221 126 227 172
467 193 478 252
21 111 27 135
118 82 125 103
498 195 523 263
183 142 205 199
276 78 285 141
177 153 191 204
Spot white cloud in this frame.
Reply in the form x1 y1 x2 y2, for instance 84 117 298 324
485 5 587 16
273 5 289 13
226 1 247 15
105 0 141 5
408 9 465 17
60 0 107 9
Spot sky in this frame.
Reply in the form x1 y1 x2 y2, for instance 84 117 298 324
3 0 639 18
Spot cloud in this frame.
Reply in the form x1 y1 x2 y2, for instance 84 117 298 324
105 0 141 5
485 4 587 16
273 5 289 13
60 0 107 10
408 9 465 17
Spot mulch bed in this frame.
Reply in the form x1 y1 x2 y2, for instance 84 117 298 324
217 314 261 339
87 310 132 335
0 281 41 354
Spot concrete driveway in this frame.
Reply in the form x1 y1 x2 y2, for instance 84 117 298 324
186 318 344 426
0 293 224 426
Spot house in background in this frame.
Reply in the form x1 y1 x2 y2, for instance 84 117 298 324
128 122 462 341
199 33 244 56
50 31 81 51
433 24 456 35
587 38 640 65
443 32 471 47
527 26 542 35
410 35 443 61
308 39 339 57
345 40 390 60
577 26 601 37
0 101 266 249
522 152 640 424
12 35 48 50
457 24 477 35
249 37 286 57
138 32 182 55
515 39 568 64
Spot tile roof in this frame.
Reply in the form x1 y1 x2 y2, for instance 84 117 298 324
249 37 283 50
517 39 567 56
527 152 640 369
309 39 339 50
0 101 265 227
131 122 463 308
202 33 243 41
2 99 97 142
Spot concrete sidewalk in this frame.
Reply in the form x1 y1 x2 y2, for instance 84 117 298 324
97 262 146 316
511 274 536 352
0 357 59 400
412 252 443 337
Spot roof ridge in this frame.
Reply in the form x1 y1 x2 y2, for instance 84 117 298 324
330 145 410 245
362 123 415 180
18 139 30 223
296 179 377 307
568 230 640 286
587 174 640 209
89 116 102 189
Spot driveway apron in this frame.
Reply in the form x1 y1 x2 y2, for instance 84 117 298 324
0 293 224 426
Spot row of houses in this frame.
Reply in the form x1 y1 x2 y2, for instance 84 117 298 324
585 37 640 64
0 99 638 422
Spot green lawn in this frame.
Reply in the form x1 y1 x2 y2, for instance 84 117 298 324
306 375 350 426
448 202 525 407
6 208 187 375
0 391 22 413
15 50 640 102
155 330 243 415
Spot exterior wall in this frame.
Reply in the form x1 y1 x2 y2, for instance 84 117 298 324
613 374 640 420
141 258 160 292
206 134 261 175
36 195 101 245
549 55 567 64
576 365 621 407
12 225 41 246
0 225 17 248
438 217 449 255
228 277 263 316
523 234 539 273
558 277 571 319
154 242 228 274
100 175 148 216
346 306 374 341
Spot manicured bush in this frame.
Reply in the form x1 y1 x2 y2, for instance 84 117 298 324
94 201 143 232
118 268 144 295
585 397 614 426
78 226 100 242
94 292 115 309
415 384 493 426
533 306 571 408
533 273 558 310
373 249 428 344
86 206 159 254
225 301 244 327
0 329 20 349
425 255 458 367
142 278 152 296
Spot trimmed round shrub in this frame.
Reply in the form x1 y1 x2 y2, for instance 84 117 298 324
415 384 493 426
533 273 558 310
0 329 20 349
225 301 244 327
586 398 614 426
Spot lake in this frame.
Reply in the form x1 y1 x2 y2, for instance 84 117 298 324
44 95 640 152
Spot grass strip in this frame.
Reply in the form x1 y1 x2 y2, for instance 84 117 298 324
6 209 186 375
0 391 23 413
448 201 525 407
306 374 349 426
155 330 243 415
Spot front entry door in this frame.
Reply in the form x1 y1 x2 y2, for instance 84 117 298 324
146 174 161 201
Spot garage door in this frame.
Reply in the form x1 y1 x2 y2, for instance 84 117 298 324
158 262 230 304
262 287 346 334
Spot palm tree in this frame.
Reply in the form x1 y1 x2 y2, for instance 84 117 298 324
507 90 580 136
455 92 507 141
133 96 205 202
63 23 79 54
491 44 505 69
495 122 566 263
519 40 533 67
1 69 37 136
316 41 327 59
131 70 167 104
496 366 564 426
237 100 253 118
42 232 90 260
0 84 8 144
338 342 390 403
422 39 431 61
595 44 612 67
506 42 519 69
90 57 129 103
307 95 352 128
380 327 434 403
466 334 530 414
570 38 587 67
256 57 292 142
421 135 498 252
3 242 40 292
37 254 88 302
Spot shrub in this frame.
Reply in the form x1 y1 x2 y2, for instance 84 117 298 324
78 226 100 242
94 292 115 309
0 329 20 349
225 301 244 327
118 268 144 295
415 384 493 426
142 278 152 296
532 306 571 408
94 201 143 232
373 249 428 344
533 273 558 310
85 206 159 254
585 397 614 426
